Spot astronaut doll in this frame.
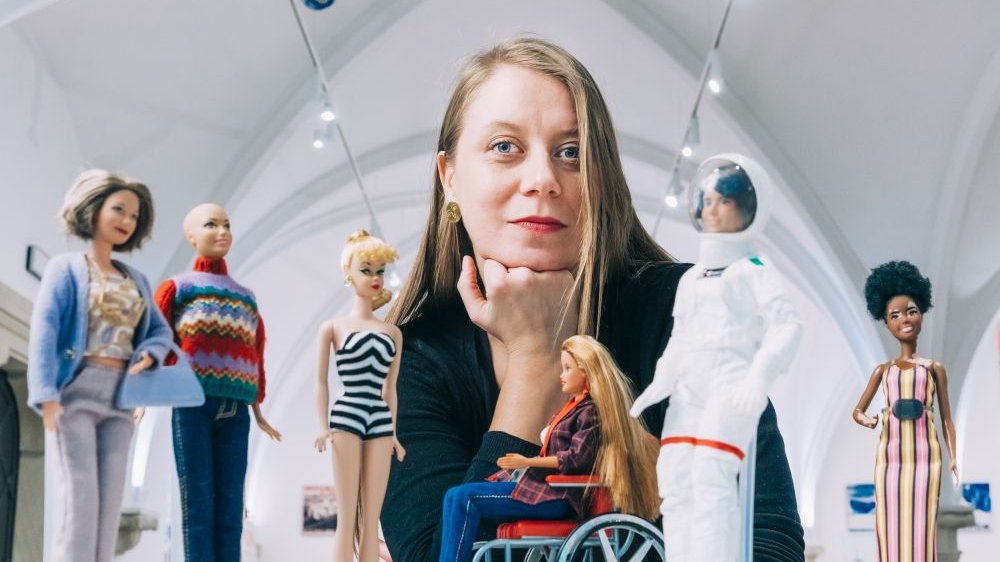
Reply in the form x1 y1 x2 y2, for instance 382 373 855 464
630 153 802 562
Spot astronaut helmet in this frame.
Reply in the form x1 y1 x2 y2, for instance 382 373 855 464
688 153 773 241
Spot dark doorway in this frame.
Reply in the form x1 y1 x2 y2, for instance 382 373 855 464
0 369 18 562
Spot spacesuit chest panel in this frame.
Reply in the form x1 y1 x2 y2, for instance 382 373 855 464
671 262 760 353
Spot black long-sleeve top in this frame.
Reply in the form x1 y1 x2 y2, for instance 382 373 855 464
382 262 805 562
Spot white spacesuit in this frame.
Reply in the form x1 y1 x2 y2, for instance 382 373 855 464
631 153 802 562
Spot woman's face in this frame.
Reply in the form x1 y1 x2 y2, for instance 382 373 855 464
884 295 922 344
94 189 140 247
439 64 583 271
347 256 387 300
559 351 588 395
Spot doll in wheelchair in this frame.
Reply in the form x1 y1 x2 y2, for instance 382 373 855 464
439 335 663 562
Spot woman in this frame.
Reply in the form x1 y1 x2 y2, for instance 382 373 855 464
382 37 805 561
27 169 173 562
439 335 659 561
315 230 406 562
852 261 957 562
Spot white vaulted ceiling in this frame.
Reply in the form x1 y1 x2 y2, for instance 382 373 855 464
5 0 1000 544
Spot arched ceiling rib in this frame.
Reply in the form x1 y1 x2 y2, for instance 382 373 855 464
157 0 420 280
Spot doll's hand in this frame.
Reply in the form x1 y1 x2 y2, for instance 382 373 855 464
729 379 768 417
133 407 146 424
497 453 531 470
392 436 406 462
314 430 332 452
852 409 878 429
630 393 653 418
42 400 63 432
457 256 577 357
128 352 154 375
950 459 959 484
257 418 283 442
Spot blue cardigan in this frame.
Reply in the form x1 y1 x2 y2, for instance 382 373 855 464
26 252 172 413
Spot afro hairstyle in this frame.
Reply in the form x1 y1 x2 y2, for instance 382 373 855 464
863 260 933 321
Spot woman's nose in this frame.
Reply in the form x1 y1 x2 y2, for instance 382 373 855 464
520 149 561 197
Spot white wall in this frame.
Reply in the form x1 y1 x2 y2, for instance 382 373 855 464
0 27 86 300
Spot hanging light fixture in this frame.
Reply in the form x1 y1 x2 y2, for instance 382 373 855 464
320 100 336 122
707 50 725 95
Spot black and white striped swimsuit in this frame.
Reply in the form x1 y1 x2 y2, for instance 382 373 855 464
329 330 396 440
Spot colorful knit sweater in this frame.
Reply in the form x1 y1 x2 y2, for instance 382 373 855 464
154 257 266 404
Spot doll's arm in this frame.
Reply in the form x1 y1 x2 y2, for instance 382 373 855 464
383 326 406 461
497 453 559 469
630 341 679 418
314 321 335 452
152 279 178 365
931 362 958 478
254 316 267 404
745 264 802 391
852 364 885 429
27 256 72 413
251 402 281 441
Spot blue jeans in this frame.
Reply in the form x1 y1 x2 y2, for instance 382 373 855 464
172 397 250 562
439 481 572 562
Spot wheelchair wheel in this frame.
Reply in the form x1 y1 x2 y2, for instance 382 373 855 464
554 514 664 562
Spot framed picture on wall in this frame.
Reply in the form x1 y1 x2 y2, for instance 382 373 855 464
962 482 992 531
303 485 338 535
846 483 876 532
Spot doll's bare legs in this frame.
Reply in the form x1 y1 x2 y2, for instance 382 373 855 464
331 431 363 562
358 436 393 562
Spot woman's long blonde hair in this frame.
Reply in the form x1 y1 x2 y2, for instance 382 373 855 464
387 37 671 334
561 335 659 520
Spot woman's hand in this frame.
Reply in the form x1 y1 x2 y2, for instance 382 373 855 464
42 400 63 432
497 453 531 470
393 436 406 462
314 430 332 452
128 351 154 375
457 256 577 357
852 408 878 429
457 255 578 440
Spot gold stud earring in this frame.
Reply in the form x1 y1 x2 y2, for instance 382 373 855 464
445 201 462 224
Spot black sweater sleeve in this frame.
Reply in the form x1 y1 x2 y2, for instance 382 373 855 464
381 321 539 562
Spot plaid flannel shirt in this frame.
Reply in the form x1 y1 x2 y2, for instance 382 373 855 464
509 396 598 517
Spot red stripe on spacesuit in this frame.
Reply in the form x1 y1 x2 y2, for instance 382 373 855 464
660 436 745 461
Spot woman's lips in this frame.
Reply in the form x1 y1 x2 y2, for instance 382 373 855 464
510 216 565 233
114 227 129 236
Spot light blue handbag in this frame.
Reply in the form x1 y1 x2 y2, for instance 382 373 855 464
116 337 205 409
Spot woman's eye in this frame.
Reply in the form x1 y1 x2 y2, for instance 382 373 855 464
491 140 517 154
558 146 579 159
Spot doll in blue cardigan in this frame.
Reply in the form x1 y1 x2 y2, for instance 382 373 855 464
27 169 172 562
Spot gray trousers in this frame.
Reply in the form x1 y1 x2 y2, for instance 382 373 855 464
54 365 135 562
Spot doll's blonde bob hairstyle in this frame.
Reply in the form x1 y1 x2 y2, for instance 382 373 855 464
388 36 672 334
561 335 659 519
341 229 399 311
59 169 154 252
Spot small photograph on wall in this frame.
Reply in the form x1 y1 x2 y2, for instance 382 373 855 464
303 485 338 535
962 482 992 531
846 483 876 532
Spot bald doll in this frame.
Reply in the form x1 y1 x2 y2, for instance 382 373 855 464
154 203 280 562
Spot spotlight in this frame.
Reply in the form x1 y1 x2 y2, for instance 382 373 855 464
707 50 724 95
665 194 679 208
312 129 326 149
320 102 335 122
681 145 693 158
